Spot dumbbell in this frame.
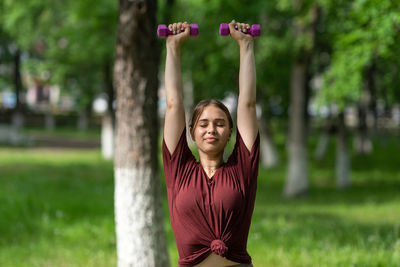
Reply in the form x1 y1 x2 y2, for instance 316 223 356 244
157 24 199 38
219 23 260 37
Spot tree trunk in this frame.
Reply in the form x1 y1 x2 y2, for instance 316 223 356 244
336 113 351 188
77 108 89 131
314 130 329 160
12 48 24 130
284 3 320 197
355 62 376 155
102 112 114 160
103 60 115 159
105 59 115 117
285 62 309 197
314 116 335 160
113 0 169 266
259 114 279 168
355 104 372 154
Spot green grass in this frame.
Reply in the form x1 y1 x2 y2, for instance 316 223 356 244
22 126 101 141
1 134 400 266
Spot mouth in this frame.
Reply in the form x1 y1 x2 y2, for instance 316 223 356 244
204 137 218 143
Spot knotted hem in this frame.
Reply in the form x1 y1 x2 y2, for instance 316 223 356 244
211 239 228 257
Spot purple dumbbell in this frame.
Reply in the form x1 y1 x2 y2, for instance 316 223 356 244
157 24 199 38
219 23 260 37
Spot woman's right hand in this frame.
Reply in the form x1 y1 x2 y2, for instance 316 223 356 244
166 22 191 48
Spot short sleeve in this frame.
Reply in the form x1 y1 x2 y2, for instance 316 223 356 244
227 128 260 186
162 128 196 188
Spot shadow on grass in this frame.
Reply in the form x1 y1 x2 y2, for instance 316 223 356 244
0 161 114 247
1 135 399 266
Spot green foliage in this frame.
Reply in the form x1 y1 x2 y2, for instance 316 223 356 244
160 0 296 116
1 0 118 109
318 0 400 110
1 0 399 117
0 29 14 92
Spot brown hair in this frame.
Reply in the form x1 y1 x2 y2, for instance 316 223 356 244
189 99 233 136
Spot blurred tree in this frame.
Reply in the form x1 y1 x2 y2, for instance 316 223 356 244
0 3 25 129
317 0 400 188
0 29 14 92
113 0 169 266
2 0 118 130
283 0 320 197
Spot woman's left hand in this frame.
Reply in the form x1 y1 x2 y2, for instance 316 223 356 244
228 20 254 47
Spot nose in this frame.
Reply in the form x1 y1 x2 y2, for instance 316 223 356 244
207 124 216 134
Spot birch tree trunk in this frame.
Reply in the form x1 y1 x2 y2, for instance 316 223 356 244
113 0 169 266
102 60 115 159
336 113 351 188
314 116 334 160
284 3 319 197
259 115 279 168
101 112 114 160
285 63 309 196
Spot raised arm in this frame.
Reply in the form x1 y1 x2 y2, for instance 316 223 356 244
163 22 190 154
228 20 259 151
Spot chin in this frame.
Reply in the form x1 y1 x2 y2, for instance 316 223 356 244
201 144 226 155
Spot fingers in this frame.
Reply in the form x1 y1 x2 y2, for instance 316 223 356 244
182 21 190 33
168 22 188 35
229 20 250 33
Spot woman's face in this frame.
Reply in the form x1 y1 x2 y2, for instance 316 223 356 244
191 105 232 156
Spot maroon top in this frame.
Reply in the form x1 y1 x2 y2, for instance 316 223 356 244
162 128 260 267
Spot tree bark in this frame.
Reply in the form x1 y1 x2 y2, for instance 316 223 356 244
113 0 169 266
77 108 89 131
285 63 309 197
105 59 115 117
336 112 351 188
102 112 114 160
314 115 335 160
103 60 115 159
259 114 279 168
355 62 376 155
12 48 24 130
284 3 319 197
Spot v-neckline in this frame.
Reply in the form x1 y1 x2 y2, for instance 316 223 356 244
200 162 224 179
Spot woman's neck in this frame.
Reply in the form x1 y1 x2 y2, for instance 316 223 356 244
199 151 224 176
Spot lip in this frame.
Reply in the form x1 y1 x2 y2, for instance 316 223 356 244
204 137 218 143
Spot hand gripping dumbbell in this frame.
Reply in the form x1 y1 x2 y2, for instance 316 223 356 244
157 24 199 38
219 23 261 37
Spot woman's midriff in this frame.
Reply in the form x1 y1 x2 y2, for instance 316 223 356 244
193 252 241 267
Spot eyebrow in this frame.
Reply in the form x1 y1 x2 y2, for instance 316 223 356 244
198 118 226 122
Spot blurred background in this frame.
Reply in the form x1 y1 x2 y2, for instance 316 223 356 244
1 0 399 266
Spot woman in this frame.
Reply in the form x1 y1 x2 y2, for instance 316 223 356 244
162 20 259 267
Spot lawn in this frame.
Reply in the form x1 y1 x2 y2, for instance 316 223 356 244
0 134 399 266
